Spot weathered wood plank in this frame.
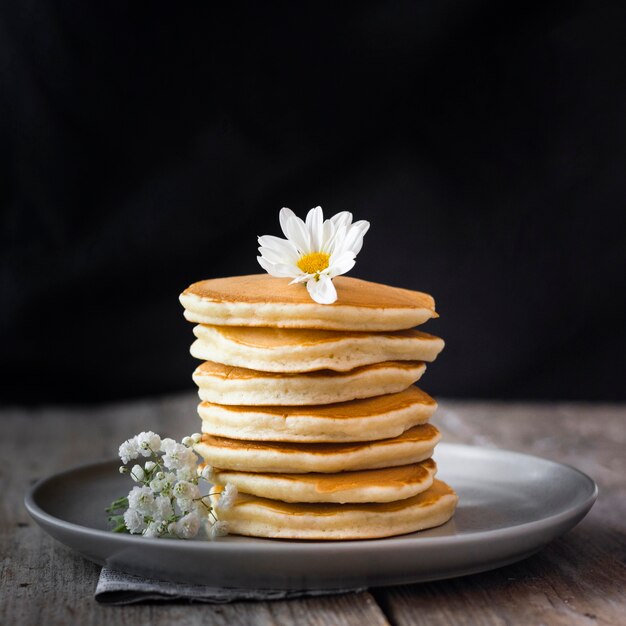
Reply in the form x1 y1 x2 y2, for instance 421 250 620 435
0 394 389 626
375 401 626 626
375 521 626 626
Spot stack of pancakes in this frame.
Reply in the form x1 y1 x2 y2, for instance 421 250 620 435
179 274 457 540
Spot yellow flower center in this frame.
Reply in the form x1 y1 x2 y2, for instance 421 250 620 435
297 252 330 275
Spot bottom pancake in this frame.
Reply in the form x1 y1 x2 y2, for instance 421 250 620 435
213 479 457 540
214 459 437 503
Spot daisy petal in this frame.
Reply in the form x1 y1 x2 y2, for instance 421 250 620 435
328 251 356 277
306 206 324 251
257 235 299 257
325 223 348 256
306 274 337 304
352 220 370 234
320 219 335 253
279 208 296 237
272 262 302 277
258 246 298 265
342 220 370 255
257 256 282 277
330 211 353 230
281 211 311 253
289 274 311 284
256 257 296 278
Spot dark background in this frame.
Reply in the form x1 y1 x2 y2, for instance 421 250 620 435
1 1 624 405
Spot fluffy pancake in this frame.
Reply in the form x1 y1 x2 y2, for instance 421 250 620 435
198 386 437 443
212 479 457 540
193 360 426 405
191 325 444 373
214 459 437 504
180 274 437 331
196 423 441 473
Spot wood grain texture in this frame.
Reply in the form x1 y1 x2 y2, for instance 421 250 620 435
376 401 626 626
1 395 624 625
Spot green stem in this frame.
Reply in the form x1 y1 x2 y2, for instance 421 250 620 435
106 496 129 513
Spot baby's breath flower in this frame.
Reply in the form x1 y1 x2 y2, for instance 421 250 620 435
136 431 162 456
119 437 139 464
110 430 227 540
174 480 200 500
163 443 197 473
160 438 177 454
175 466 195 482
177 499 193 514
163 472 177 490
143 521 163 538
130 465 145 482
127 486 156 516
150 471 175 494
172 512 201 539
209 520 229 540
199 465 215 482
153 495 174 522
216 483 238 510
124 508 147 534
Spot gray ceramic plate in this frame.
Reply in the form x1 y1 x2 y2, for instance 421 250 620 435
25 443 597 589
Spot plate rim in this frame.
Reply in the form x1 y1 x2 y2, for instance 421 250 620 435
24 442 598 553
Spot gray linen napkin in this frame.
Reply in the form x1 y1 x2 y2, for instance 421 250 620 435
95 567 365 604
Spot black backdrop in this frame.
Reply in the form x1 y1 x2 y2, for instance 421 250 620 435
1 1 625 404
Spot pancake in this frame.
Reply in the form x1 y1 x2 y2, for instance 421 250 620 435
180 274 437 331
193 360 426 405
213 459 437 504
212 479 457 540
195 423 441 473
191 325 444 373
198 386 437 443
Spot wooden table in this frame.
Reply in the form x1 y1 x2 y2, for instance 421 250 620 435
2 395 624 625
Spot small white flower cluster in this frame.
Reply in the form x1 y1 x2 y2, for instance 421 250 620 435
108 431 235 540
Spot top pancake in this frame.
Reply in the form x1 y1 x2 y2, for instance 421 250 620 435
180 274 437 331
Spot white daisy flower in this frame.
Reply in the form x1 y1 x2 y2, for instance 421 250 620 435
257 206 370 304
